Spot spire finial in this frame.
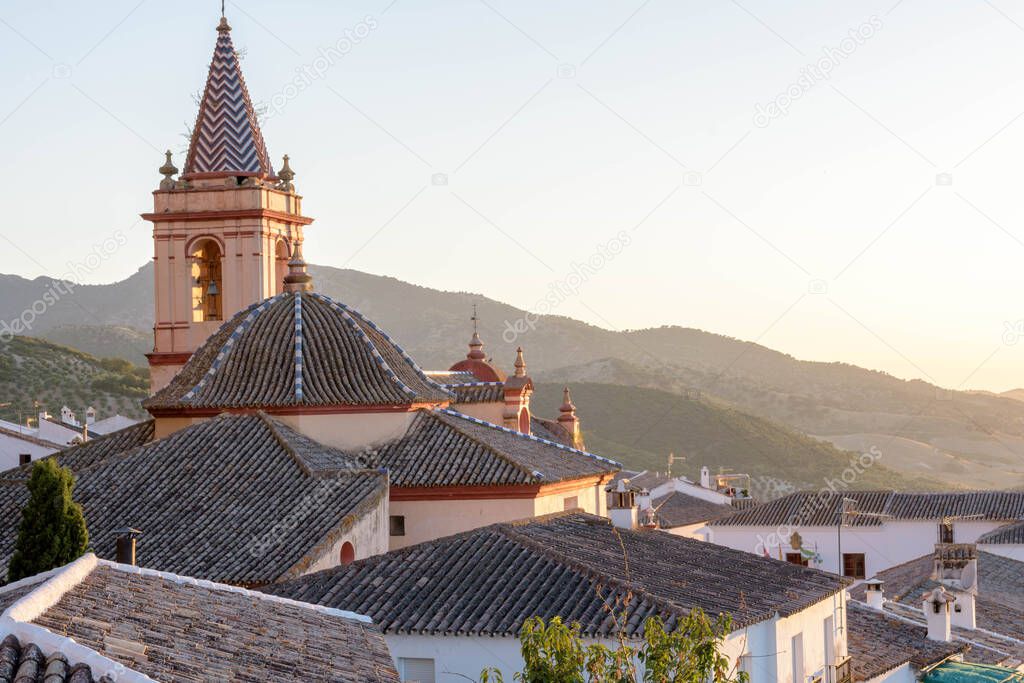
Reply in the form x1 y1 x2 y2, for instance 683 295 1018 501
514 347 527 377
559 387 576 417
283 242 314 293
218 4 231 32
466 304 486 360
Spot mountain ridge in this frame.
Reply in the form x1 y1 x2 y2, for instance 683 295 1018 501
2 262 1022 490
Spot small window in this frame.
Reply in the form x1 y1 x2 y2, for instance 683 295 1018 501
842 553 866 580
563 496 579 511
791 633 804 683
389 515 406 537
19 453 31 466
939 522 954 543
785 552 809 567
399 657 435 683
340 541 355 565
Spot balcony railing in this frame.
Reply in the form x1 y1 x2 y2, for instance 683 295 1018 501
830 657 852 683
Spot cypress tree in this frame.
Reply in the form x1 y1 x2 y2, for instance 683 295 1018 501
6 459 89 583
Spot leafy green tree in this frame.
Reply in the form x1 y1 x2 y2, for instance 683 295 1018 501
481 611 746 683
6 459 89 583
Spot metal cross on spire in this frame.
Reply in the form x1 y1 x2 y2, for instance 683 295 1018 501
221 0 226 17
471 304 479 334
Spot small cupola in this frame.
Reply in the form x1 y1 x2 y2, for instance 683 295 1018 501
448 307 507 382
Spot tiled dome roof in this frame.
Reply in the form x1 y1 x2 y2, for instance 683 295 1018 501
146 292 453 411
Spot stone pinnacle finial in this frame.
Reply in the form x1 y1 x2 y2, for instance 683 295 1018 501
277 154 295 191
283 242 314 293
558 386 577 422
159 150 178 190
514 347 527 377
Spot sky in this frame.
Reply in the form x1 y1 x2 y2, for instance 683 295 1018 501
2 0 1024 391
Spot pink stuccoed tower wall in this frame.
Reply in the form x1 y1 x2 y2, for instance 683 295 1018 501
143 15 312 392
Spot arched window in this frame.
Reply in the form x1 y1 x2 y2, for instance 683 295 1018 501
340 541 355 565
189 238 223 322
518 408 530 433
274 240 290 294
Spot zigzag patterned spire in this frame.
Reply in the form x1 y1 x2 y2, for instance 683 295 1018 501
183 16 274 179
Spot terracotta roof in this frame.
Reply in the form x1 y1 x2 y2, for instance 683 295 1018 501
847 603 965 681
425 371 478 385
529 416 574 447
0 635 102 683
0 413 386 585
849 552 1024 666
265 512 848 636
0 421 155 482
146 292 453 411
447 382 505 403
651 490 737 528
712 490 1024 527
183 16 274 179
379 409 618 487
0 555 399 682
978 521 1024 545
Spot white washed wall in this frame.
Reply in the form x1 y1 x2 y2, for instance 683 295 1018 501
865 662 915 683
709 520 1006 576
978 543 1024 562
0 433 56 472
303 492 389 572
384 594 844 683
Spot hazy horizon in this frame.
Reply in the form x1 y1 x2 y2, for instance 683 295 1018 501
3 1 1024 391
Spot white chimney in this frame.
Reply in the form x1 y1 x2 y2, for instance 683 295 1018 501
60 406 77 427
934 543 978 631
637 488 652 512
923 586 954 642
864 578 885 610
608 479 638 530
700 466 711 489
952 592 976 630
85 406 96 425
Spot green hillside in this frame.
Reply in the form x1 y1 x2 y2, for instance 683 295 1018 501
532 382 947 499
0 337 148 424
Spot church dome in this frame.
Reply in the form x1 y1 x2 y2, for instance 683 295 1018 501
145 292 453 412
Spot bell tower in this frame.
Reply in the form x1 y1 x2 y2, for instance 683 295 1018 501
143 13 313 392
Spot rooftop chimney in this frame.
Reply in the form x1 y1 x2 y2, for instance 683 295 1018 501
637 488 652 512
700 466 711 489
864 578 885 610
923 586 955 642
608 480 638 530
934 543 978 630
116 528 142 566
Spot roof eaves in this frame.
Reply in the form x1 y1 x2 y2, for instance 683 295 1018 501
95 558 374 624
0 554 156 682
424 410 541 483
